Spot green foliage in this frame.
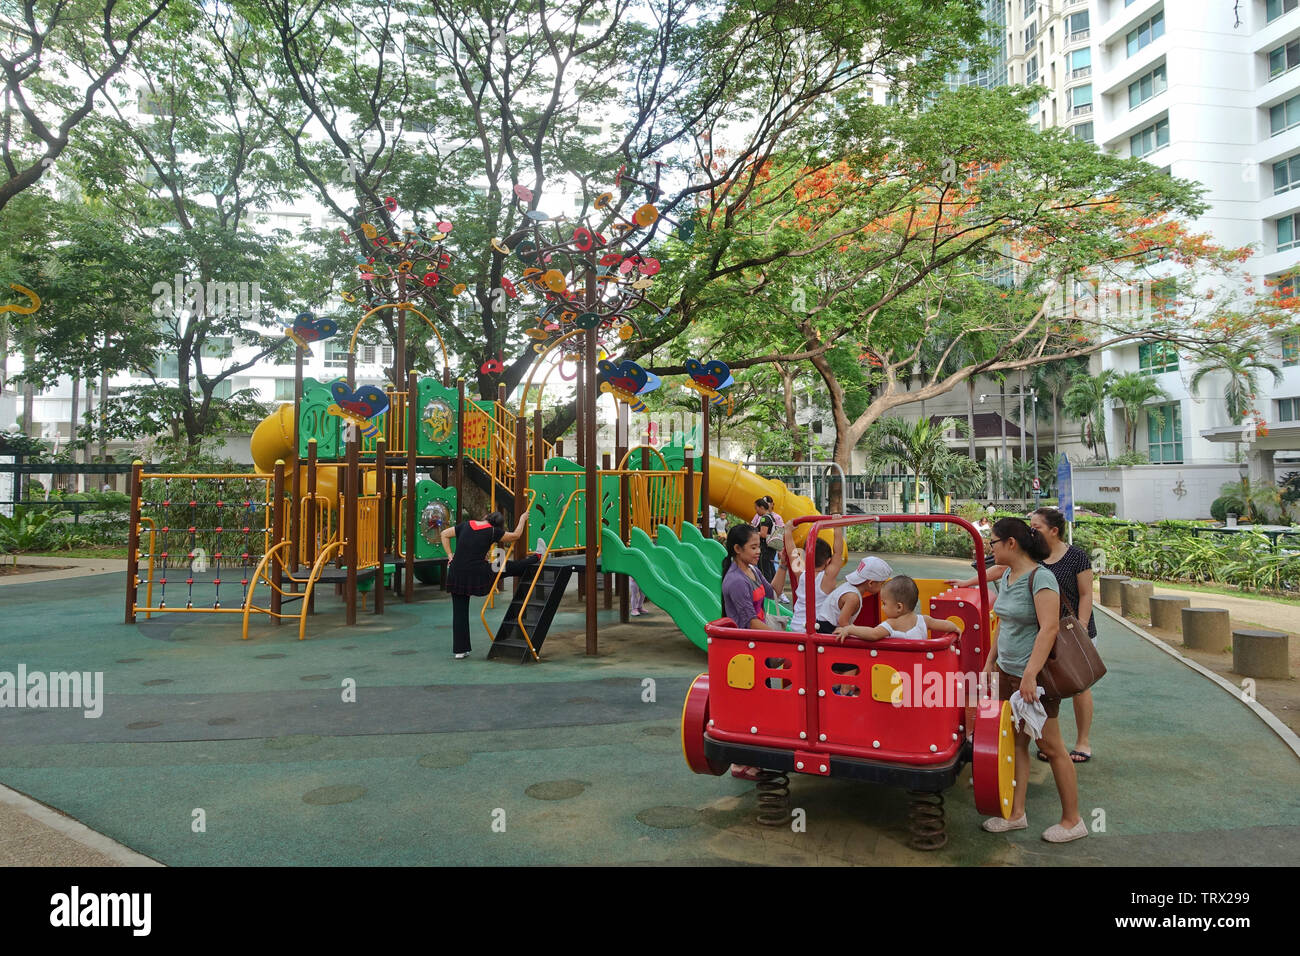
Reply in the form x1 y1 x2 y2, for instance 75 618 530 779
1210 495 1246 522
1108 372 1172 454
1075 500 1117 517
843 523 975 559
1110 450 1151 466
1188 343 1282 426
0 506 68 552
1074 522 1300 593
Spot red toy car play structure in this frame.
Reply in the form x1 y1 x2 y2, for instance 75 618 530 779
680 514 1018 849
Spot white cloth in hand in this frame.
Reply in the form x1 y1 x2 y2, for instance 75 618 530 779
1009 689 1048 740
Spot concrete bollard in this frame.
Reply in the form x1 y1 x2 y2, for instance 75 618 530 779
1121 580 1154 619
1232 628 1291 679
1149 595 1190 632
1099 575 1130 608
1181 607 1231 652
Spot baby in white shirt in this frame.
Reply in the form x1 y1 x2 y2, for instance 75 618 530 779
833 575 962 643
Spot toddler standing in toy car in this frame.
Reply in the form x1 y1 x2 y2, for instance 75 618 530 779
832 576 962 642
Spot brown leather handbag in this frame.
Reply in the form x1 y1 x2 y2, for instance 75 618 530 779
1030 567 1107 699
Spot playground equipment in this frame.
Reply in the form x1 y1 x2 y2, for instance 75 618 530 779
680 513 1015 850
123 180 830 655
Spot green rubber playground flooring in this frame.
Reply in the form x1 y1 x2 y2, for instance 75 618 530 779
0 554 1297 866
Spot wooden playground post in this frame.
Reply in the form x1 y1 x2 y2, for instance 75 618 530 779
455 377 465 523
375 438 386 616
305 439 318 614
513 410 528 586
290 344 304 577
601 451 612 610
347 350 356 390
533 408 545 470
583 276 598 656
616 401 629 623
684 446 695 540
406 369 419 602
344 431 359 626
124 460 143 624
700 395 710 534
271 460 285 624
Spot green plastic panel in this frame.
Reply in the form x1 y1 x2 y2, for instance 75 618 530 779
526 468 621 549
413 479 457 559
415 377 459 457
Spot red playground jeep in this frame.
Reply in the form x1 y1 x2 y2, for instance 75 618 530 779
680 514 1018 847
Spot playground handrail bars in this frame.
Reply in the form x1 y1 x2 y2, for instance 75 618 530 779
789 513 993 678
504 486 584 661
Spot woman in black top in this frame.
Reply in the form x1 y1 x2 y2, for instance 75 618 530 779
439 510 532 658
1031 507 1096 763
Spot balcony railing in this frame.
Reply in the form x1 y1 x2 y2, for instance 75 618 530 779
1068 29 1090 43
1071 103 1094 117
1070 66 1092 80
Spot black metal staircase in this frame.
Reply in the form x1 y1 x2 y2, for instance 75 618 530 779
487 562 575 662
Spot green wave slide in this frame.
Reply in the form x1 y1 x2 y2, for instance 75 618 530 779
599 523 791 650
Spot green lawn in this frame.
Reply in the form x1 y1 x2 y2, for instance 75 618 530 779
25 547 129 559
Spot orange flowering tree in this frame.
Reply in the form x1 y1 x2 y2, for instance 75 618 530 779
648 85 1298 504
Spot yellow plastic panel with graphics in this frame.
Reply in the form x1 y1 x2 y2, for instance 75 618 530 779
726 654 755 689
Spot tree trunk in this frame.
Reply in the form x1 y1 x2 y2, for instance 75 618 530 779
69 378 80 491
99 356 110 464
966 380 976 460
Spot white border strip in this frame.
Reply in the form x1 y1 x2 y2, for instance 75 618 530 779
0 782 163 866
1096 604 1300 760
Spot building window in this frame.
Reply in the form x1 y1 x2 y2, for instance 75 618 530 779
155 353 180 380
1024 21 1037 53
1068 83 1092 116
1026 55 1038 85
1273 154 1300 194
1023 0 1036 16
211 380 233 400
1066 10 1089 42
1071 121 1094 142
1128 64 1167 109
1269 39 1300 79
1138 342 1179 374
138 90 173 116
1126 11 1164 57
1147 403 1183 463
1277 212 1300 251
1279 397 1300 421
274 379 296 401
1268 0 1298 23
324 340 350 368
1282 332 1300 366
1069 48 1091 78
1130 117 1170 158
1272 94 1300 135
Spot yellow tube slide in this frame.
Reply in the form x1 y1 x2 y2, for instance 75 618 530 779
706 456 827 547
250 404 374 500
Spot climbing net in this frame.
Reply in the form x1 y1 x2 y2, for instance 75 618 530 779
134 474 279 614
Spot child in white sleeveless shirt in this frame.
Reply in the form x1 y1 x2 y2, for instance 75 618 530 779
833 575 962 642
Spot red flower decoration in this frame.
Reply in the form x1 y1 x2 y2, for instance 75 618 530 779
384 196 398 212
501 277 518 298
422 272 441 287
599 253 623 266
573 227 594 251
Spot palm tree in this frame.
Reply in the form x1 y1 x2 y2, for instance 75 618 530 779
1062 369 1115 461
1108 371 1173 454
861 417 975 528
1030 358 1087 461
1189 343 1282 426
